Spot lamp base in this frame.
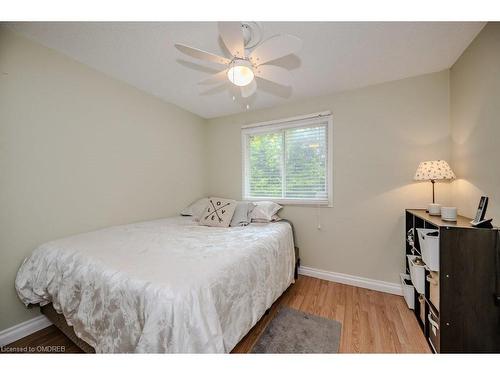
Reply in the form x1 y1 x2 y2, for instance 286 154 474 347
428 203 441 216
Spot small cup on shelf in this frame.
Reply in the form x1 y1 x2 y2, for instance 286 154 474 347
441 207 457 222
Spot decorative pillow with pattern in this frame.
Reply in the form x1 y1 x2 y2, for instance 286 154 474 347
199 197 237 227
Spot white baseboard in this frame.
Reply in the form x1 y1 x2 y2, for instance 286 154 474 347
0 315 52 346
299 266 403 296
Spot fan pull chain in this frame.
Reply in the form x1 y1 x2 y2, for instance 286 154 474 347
317 204 322 230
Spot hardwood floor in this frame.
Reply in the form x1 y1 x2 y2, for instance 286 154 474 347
4 275 431 353
233 275 430 353
3 325 83 354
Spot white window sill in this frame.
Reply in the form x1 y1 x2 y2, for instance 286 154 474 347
244 197 332 207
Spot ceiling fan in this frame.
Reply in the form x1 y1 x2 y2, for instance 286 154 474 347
175 22 302 99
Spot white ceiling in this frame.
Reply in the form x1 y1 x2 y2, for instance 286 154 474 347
7 22 485 119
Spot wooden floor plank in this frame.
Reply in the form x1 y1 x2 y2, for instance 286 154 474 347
4 275 431 354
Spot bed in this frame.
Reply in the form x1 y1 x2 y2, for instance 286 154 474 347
15 216 295 353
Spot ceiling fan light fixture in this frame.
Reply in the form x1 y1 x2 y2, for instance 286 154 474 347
176 22 302 101
227 60 254 87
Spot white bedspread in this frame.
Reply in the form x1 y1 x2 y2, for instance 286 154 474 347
15 216 295 353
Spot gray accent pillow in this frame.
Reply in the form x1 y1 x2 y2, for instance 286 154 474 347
230 202 256 227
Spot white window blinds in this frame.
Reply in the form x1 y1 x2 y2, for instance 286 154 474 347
242 113 332 205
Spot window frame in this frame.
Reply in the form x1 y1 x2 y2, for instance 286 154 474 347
241 111 333 207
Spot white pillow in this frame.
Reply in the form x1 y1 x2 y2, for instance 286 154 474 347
250 201 282 222
180 198 209 221
251 214 282 223
199 197 237 228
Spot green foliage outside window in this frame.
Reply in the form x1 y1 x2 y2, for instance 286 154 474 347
248 125 327 199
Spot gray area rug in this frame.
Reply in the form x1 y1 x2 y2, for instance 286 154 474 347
251 307 342 353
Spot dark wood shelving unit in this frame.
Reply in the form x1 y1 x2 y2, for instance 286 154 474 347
404 209 500 353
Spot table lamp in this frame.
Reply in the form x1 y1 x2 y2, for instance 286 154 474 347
414 160 456 215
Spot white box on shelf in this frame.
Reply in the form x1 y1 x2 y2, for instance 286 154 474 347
400 273 415 309
407 254 426 294
416 228 440 271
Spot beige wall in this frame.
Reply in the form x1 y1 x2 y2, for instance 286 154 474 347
206 71 452 284
0 28 206 330
450 22 500 224
5 22 499 333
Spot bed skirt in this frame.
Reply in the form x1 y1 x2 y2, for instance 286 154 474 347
40 304 95 353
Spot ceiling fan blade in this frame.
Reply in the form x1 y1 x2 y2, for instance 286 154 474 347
254 65 292 87
249 34 302 65
240 80 257 98
218 22 245 58
199 83 229 96
175 43 231 66
198 70 228 85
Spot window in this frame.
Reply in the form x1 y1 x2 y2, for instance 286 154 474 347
242 112 333 206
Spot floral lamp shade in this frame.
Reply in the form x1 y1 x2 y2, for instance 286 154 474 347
414 160 456 181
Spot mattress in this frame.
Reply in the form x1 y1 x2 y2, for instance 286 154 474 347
15 216 295 353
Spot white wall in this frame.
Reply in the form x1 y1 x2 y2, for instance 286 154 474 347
206 71 452 284
0 27 207 330
450 22 500 224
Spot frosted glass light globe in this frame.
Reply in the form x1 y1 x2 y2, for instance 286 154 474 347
227 60 254 87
